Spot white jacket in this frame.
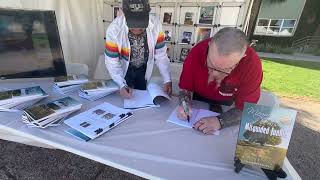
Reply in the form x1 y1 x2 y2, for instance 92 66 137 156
104 15 171 88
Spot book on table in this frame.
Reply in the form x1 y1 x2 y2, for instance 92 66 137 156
22 96 82 128
124 82 171 109
64 102 133 141
53 74 88 94
78 79 119 101
0 86 48 111
235 103 297 171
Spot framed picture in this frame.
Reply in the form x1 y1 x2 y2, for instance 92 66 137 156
199 6 215 25
195 27 212 43
163 12 173 24
179 7 198 26
180 31 192 44
160 7 175 25
113 7 120 20
164 30 172 42
184 12 194 25
179 48 190 62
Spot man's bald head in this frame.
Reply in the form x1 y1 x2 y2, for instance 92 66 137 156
210 27 248 56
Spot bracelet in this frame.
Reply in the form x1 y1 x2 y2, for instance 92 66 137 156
217 115 224 129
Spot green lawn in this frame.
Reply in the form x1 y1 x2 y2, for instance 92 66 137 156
261 58 320 101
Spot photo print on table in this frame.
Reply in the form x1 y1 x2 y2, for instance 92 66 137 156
199 6 214 25
184 12 194 25
196 27 212 43
180 31 192 44
163 12 172 24
180 48 190 62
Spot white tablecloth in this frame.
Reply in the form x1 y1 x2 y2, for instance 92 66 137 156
0 78 301 180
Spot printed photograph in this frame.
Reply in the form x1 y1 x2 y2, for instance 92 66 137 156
102 113 116 120
92 109 105 115
199 6 214 25
0 91 12 100
164 30 172 42
184 12 194 25
82 82 103 90
25 104 55 120
163 12 172 24
196 28 212 43
180 31 192 44
180 48 190 62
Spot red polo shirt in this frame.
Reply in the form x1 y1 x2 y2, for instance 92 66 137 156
179 39 263 110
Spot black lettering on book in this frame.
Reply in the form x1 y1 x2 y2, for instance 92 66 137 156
94 128 103 134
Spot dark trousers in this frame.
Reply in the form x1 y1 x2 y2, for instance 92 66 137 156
124 65 147 90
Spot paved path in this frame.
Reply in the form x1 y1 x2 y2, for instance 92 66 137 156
258 52 320 62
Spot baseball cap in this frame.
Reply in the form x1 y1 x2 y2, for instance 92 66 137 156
122 0 151 28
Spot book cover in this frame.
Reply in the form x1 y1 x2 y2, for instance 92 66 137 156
235 103 297 170
81 79 118 91
24 96 81 121
199 6 214 25
0 86 46 101
54 75 87 83
64 102 133 140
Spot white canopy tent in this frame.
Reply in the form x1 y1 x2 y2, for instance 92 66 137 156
0 0 253 78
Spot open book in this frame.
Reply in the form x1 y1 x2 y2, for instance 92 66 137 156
124 83 171 109
64 103 133 141
167 106 220 135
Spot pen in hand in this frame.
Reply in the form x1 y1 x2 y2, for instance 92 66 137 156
181 100 190 122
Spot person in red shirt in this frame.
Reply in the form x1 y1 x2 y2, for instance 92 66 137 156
177 27 263 135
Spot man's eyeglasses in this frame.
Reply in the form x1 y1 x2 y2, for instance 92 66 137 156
205 47 238 75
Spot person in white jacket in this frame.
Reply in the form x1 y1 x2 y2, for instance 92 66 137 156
105 0 172 99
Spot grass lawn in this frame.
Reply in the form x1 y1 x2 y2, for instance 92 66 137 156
261 58 320 101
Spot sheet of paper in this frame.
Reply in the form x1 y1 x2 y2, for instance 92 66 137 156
167 107 220 135
123 90 157 109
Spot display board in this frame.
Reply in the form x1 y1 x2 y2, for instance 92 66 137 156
103 0 246 63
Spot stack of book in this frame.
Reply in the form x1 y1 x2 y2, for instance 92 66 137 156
64 102 133 141
53 75 88 94
22 96 82 128
79 80 119 101
0 86 48 112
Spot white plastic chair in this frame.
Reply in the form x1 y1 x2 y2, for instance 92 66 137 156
65 63 89 76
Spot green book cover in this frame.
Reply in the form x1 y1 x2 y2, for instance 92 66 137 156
235 103 297 170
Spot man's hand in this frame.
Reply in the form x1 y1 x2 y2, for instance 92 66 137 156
119 87 132 99
176 104 192 120
193 116 221 135
163 82 172 97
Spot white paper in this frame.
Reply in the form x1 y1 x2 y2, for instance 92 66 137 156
123 83 170 109
167 107 220 135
